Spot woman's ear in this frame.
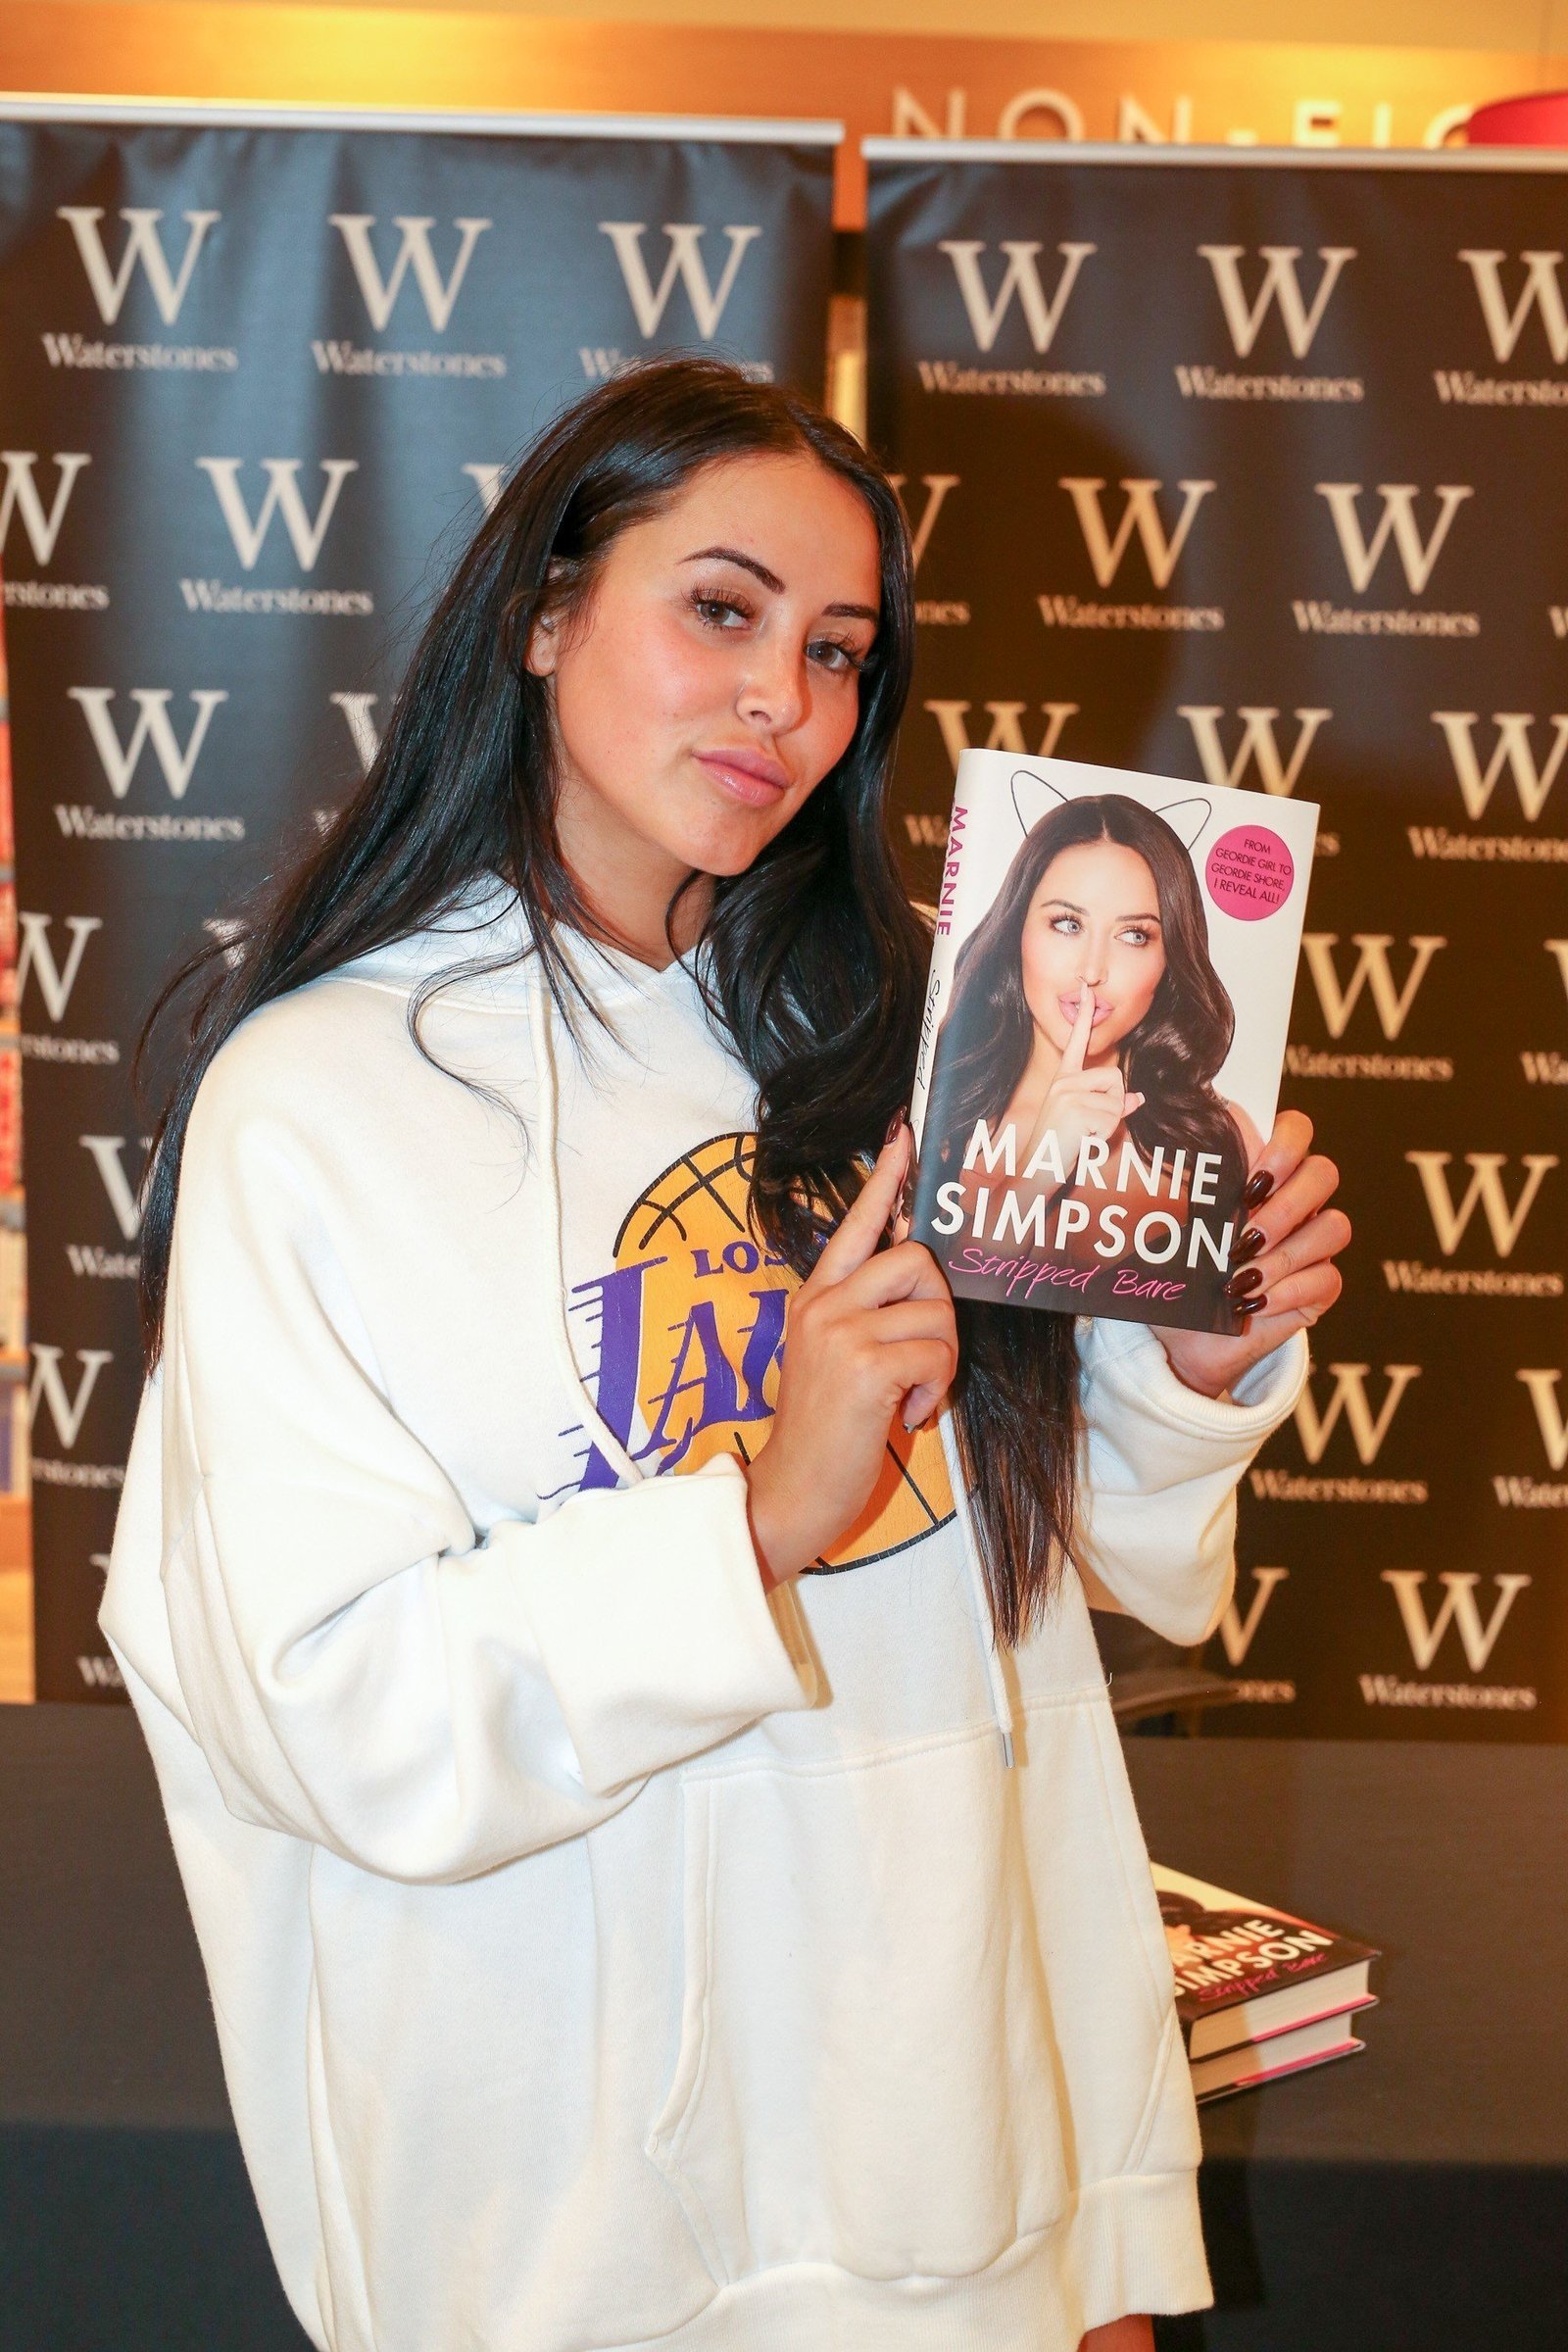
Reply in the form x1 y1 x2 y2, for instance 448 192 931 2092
522 560 573 678
523 609 559 679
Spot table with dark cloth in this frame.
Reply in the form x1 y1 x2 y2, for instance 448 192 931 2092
2 1706 1564 2351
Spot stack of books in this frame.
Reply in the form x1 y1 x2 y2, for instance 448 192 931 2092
1152 1864 1380 2104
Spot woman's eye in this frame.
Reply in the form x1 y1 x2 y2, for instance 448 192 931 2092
809 637 866 675
691 592 752 629
1120 927 1155 948
1051 914 1081 936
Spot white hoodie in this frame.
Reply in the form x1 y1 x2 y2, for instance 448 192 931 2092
103 881 1306 2352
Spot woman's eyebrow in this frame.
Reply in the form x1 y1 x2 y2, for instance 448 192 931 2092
681 545 878 624
683 544 784 591
1042 896 1161 922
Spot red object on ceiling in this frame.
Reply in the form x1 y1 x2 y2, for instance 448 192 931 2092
1466 90 1568 145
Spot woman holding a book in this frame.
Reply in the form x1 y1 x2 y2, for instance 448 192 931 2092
102 359 1348 2352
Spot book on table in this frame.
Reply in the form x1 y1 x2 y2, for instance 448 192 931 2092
908 750 1318 1334
1152 1862 1380 2103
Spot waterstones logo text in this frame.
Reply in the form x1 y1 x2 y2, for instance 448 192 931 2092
1180 243 1361 400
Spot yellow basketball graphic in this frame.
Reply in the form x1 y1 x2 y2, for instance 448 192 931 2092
614 1133 955 1571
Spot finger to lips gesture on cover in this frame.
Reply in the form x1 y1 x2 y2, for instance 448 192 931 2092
1157 1109 1350 1396
1033 986 1145 1166
744 1122 957 1590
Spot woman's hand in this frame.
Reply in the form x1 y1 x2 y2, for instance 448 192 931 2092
745 1124 957 1590
1022 986 1145 1177
1153 1108 1350 1399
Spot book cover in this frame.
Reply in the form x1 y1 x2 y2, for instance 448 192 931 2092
1152 1862 1380 2062
908 751 1318 1333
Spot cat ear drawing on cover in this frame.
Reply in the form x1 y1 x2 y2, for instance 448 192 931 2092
1152 796 1213 852
1012 768 1214 854
1010 768 1071 836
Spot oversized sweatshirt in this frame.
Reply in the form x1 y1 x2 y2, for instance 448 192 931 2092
103 880 1308 2352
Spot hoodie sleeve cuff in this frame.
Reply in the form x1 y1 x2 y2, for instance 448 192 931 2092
1081 1319 1308 1466
509 1454 818 1797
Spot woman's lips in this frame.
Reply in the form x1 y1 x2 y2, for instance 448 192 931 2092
1061 993 1111 1025
695 750 790 808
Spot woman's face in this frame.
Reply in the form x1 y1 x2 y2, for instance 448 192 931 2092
1018 838 1168 1058
526 451 881 898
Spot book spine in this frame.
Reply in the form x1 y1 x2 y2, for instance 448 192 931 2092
908 770 977 1153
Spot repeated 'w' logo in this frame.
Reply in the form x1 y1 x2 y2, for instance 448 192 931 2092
197 459 357 569
1382 1571 1530 1673
1293 1363 1421 1464
28 1345 114 1449
1431 711 1568 821
79 1137 150 1242
57 206 220 323
1060 477 1214 589
1178 705 1329 796
1516 1370 1568 1471
1199 244 1355 358
1314 482 1472 594
1298 935 1446 1040
329 693 380 776
1405 1152 1557 1255
16 913 101 1021
1217 1566 1289 1665
329 215 491 331
598 223 760 338
925 701 1077 775
1457 250 1568 363
889 474 959 569
68 688 226 799
0 452 90 563
938 241 1095 353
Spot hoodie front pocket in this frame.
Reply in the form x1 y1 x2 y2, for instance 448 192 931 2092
644 1728 1071 2285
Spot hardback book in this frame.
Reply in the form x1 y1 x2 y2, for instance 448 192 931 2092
1152 1862 1380 2068
1188 2011 1368 2105
908 751 1319 1334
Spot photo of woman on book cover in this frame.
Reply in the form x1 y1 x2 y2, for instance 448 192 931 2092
921 783 1262 1333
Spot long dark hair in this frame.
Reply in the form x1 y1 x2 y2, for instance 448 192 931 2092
929 790 1247 1203
136 355 1075 1648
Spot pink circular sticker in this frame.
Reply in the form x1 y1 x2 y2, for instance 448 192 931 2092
1205 824 1296 921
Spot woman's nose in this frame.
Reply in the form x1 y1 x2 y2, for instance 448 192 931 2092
737 643 806 733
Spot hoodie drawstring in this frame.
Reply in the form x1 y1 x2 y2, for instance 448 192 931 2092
532 970 1015 1768
940 1410 1017 1770
527 978 646 1490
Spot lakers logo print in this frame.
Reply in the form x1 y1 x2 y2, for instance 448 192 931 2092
569 1133 954 1570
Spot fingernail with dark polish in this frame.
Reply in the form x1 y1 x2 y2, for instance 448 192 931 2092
1233 1225 1266 1262
884 1105 908 1147
1235 1293 1267 1318
1242 1169 1276 1209
1226 1264 1264 1298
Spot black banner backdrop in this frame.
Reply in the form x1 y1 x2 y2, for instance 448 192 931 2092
865 142 1568 1740
0 99 838 1702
